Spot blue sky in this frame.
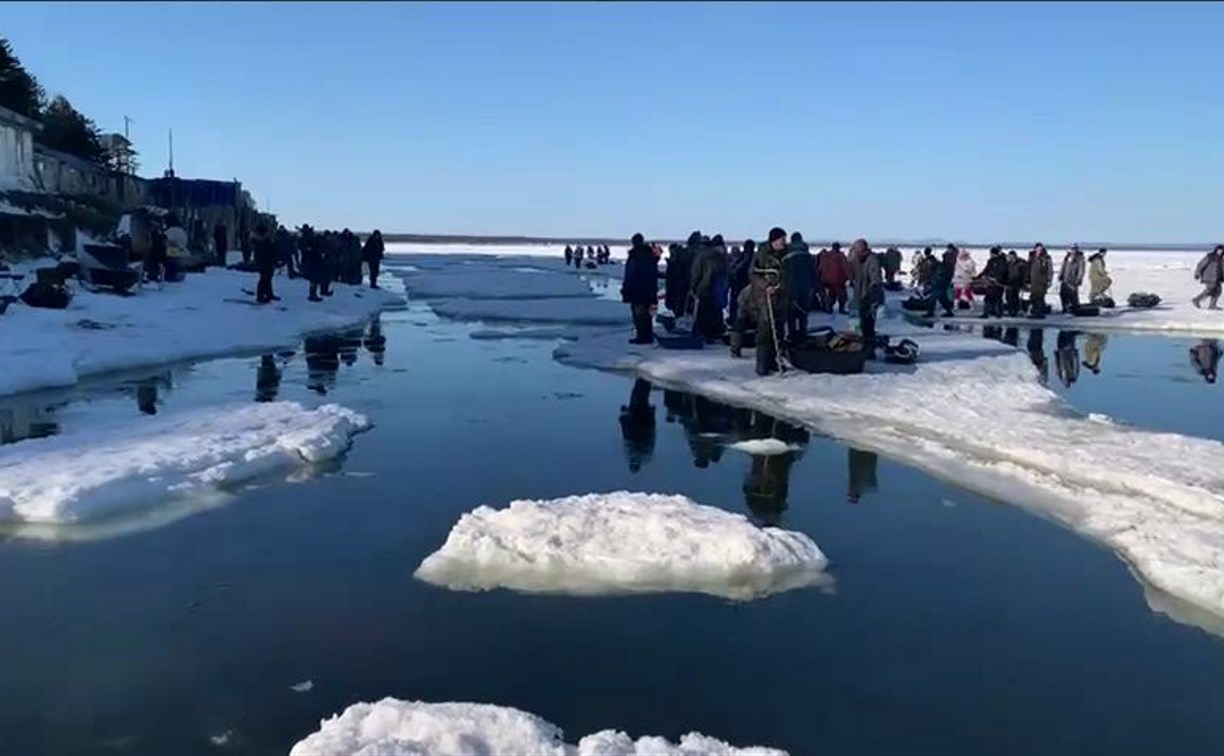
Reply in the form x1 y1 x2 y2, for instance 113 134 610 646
4 2 1223 242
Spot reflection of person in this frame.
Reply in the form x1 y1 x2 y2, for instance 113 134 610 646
364 317 387 366
1190 339 1220 383
304 335 341 396
136 383 158 415
847 448 879 504
1055 330 1081 388
1026 328 1049 386
1001 327 1019 348
1081 333 1107 375
744 452 798 525
255 354 282 402
618 378 657 473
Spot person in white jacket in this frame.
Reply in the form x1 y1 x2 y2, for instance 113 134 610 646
952 248 978 308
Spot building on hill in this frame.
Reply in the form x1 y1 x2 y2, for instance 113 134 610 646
0 104 39 190
148 176 260 253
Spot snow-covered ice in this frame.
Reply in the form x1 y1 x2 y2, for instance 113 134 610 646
290 698 786 756
0 263 403 398
0 401 369 526
558 317 1224 630
727 439 801 456
415 492 830 601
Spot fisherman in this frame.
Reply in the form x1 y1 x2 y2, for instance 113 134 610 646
1192 245 1224 310
746 227 789 376
690 235 728 341
783 232 813 343
299 225 326 302
1028 243 1053 319
882 246 903 286
363 229 385 289
665 233 699 316
275 225 297 278
816 242 851 314
564 245 573 266
621 232 660 344
728 239 755 326
849 238 883 359
1059 244 1086 313
252 222 279 304
213 220 229 267
1088 248 1112 303
980 246 1008 319
573 245 585 270
953 247 978 310
1004 249 1026 316
925 244 958 318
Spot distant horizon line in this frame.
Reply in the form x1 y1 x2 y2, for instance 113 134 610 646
371 231 1218 251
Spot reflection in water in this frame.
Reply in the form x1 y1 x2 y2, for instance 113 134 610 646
1056 330 1081 388
136 383 158 415
0 404 60 445
1190 340 1220 384
364 317 387 366
304 336 342 396
1025 328 1049 386
847 448 879 504
255 355 283 403
1082 333 1107 375
619 378 656 473
741 412 809 525
664 390 732 469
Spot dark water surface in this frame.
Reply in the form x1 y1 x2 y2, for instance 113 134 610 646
1 302 1223 756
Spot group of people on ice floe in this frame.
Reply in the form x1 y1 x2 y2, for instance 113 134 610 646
253 226 385 304
563 244 613 269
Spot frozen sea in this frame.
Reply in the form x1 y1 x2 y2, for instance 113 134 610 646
0 252 1222 755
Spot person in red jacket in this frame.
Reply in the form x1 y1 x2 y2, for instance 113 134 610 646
815 242 851 314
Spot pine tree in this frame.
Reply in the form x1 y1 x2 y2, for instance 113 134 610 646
39 95 108 164
0 36 43 119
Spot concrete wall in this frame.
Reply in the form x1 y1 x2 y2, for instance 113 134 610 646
0 119 36 187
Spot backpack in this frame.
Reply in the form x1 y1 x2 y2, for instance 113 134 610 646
1127 292 1161 309
20 281 72 310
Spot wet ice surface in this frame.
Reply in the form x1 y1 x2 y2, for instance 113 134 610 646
1 257 1224 755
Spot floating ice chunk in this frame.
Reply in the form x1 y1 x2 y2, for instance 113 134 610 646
290 680 315 693
414 492 830 601
0 402 370 525
289 699 786 756
210 730 232 747
727 439 800 456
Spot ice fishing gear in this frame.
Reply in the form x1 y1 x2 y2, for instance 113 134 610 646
656 293 704 350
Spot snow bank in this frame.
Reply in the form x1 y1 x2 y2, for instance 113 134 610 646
0 401 369 525
415 492 829 601
290 699 786 756
557 319 1224 631
0 267 403 398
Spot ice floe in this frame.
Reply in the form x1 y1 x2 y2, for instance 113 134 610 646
289 698 786 756
556 319 1224 629
415 491 830 600
0 401 369 526
0 263 403 398
727 439 801 456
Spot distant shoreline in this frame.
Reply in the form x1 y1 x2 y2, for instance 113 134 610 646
379 233 1216 252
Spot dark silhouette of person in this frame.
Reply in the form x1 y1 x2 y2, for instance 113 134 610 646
1001 327 1020 348
304 335 341 395
337 329 363 367
1055 330 1081 388
1027 328 1049 386
213 220 228 267
1190 339 1221 384
847 447 879 504
136 382 158 415
619 378 657 473
739 411 809 523
364 317 387 366
255 354 282 403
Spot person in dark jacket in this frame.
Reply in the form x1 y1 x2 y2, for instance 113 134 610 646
1004 249 1026 316
299 225 326 302
146 224 168 283
213 221 229 267
925 244 958 318
363 230 385 289
665 233 699 316
728 239 755 326
621 233 660 344
882 246 903 285
1192 245 1224 310
1190 339 1220 383
252 222 279 304
849 238 884 359
782 232 813 343
1059 244 1086 313
689 235 728 341
1029 243 1053 318
275 226 297 278
746 227 789 376
980 246 1008 319
619 378 657 473
564 245 573 266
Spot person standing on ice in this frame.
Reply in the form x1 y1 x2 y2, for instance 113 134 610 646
275 225 298 278
1192 245 1224 310
564 245 573 266
299 225 324 302
1058 244 1086 312
849 238 884 360
622 232 660 345
1088 248 1112 303
728 239 755 326
952 247 978 309
817 242 851 314
689 235 728 342
882 246 903 286
665 234 698 316
252 222 280 304
363 230 385 289
782 232 813 342
1028 243 1053 318
980 247 1008 319
1004 249 1026 316
924 245 958 318
213 220 229 267
747 227 789 376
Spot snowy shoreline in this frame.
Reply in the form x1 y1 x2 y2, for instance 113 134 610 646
0 265 405 399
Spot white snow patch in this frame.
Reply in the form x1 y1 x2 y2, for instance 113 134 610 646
210 730 233 747
0 401 369 525
289 698 786 756
0 267 403 398
290 680 315 693
557 313 1224 633
415 492 830 601
727 439 801 456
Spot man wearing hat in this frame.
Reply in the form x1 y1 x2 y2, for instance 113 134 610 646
744 227 789 375
1059 244 1086 313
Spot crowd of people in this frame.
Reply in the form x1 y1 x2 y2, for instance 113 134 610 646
620 231 1224 378
225 225 385 304
564 244 613 268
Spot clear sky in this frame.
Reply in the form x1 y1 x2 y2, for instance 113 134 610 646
4 1 1222 242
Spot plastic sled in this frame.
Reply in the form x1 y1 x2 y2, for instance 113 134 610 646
656 332 705 350
1070 303 1100 317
